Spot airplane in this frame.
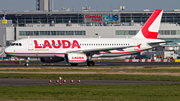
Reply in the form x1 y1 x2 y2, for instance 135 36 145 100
5 9 167 66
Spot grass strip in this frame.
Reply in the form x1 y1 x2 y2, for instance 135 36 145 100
0 73 180 81
0 84 180 101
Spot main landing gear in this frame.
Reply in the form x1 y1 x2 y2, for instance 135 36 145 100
86 56 95 66
87 61 95 66
25 57 30 66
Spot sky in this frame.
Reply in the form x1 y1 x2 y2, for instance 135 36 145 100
0 0 179 12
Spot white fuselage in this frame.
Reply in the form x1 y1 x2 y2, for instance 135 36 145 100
5 38 163 58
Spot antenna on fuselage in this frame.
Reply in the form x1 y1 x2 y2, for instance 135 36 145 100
28 36 30 38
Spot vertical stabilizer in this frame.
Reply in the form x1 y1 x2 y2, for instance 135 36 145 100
133 9 163 39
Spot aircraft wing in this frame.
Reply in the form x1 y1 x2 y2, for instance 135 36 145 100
67 45 135 54
147 41 173 46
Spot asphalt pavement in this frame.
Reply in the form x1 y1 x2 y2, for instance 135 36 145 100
0 78 180 86
0 61 180 67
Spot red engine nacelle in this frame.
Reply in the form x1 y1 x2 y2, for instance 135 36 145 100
40 57 64 63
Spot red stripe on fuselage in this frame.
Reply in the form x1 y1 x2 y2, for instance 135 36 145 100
5 52 65 55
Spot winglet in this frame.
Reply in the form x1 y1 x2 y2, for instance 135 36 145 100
133 9 163 39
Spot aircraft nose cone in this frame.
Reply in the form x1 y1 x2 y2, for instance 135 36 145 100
5 47 11 54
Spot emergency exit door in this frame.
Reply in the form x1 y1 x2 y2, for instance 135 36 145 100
27 40 33 51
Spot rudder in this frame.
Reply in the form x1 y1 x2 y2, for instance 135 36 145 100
133 9 163 39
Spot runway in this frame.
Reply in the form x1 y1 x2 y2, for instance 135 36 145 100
0 61 180 67
0 78 180 86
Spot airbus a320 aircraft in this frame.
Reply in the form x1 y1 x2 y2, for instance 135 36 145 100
5 9 167 66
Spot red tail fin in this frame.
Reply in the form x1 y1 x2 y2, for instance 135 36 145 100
133 10 163 39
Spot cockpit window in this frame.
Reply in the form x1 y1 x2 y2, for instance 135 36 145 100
11 43 22 46
11 43 15 46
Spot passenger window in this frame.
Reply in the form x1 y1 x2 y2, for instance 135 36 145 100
19 43 22 46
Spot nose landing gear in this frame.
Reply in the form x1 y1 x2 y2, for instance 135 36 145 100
25 57 30 66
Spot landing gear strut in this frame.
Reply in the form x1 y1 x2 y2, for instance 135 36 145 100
25 57 30 66
87 56 95 66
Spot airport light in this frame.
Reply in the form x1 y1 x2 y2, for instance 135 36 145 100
63 80 66 85
77 80 80 85
59 77 62 85
56 80 59 85
49 80 52 85
70 80 73 84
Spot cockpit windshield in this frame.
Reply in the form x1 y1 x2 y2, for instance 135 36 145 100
11 43 22 46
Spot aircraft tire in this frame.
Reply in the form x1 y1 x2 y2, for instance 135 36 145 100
70 63 78 66
87 61 95 66
25 63 29 66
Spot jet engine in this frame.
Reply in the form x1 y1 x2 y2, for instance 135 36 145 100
65 53 87 63
40 57 64 63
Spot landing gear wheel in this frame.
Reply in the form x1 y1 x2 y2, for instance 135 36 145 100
25 57 30 67
87 61 95 66
70 63 78 66
25 63 29 66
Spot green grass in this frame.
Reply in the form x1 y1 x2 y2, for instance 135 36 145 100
0 84 180 101
119 69 180 73
1 73 180 81
2 68 180 73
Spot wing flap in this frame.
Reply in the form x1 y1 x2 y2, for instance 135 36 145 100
147 41 173 46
